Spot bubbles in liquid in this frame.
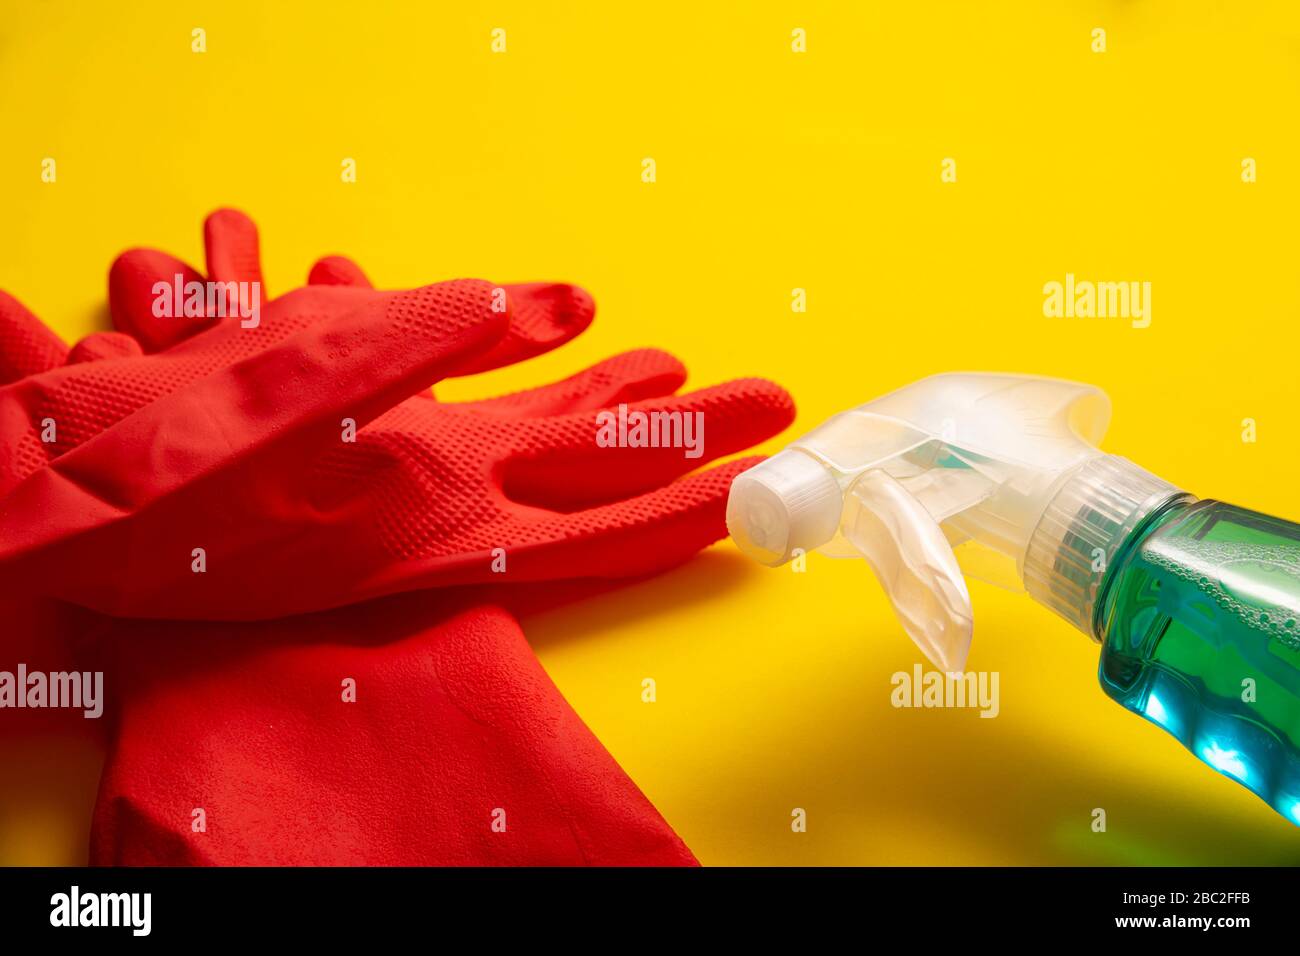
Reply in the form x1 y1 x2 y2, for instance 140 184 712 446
1144 538 1300 648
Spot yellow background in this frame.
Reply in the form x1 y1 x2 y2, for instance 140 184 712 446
3 0 1300 864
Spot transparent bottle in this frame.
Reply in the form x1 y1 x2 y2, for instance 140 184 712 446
1095 498 1300 823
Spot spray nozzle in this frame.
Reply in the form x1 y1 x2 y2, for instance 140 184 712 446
725 372 1169 670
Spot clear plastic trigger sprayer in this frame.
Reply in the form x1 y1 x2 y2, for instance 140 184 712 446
727 371 1300 824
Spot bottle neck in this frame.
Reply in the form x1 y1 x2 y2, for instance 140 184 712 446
1022 455 1190 639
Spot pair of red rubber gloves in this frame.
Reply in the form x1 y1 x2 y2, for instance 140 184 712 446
0 211 794 864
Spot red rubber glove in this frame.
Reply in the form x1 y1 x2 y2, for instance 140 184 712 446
0 291 70 385
0 212 794 620
108 208 595 374
89 600 697 866
0 299 696 867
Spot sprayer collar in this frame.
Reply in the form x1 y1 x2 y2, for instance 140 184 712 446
1023 455 1187 638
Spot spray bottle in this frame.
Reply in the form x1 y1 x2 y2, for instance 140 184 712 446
726 373 1300 824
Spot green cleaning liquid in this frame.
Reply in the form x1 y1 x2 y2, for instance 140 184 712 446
1096 499 1300 823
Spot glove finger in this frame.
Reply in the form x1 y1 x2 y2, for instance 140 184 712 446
306 277 593 377
510 456 766 581
308 255 374 288
204 207 267 305
447 282 594 375
0 280 511 603
108 249 212 352
458 348 686 418
503 379 794 510
0 291 68 383
65 331 145 365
